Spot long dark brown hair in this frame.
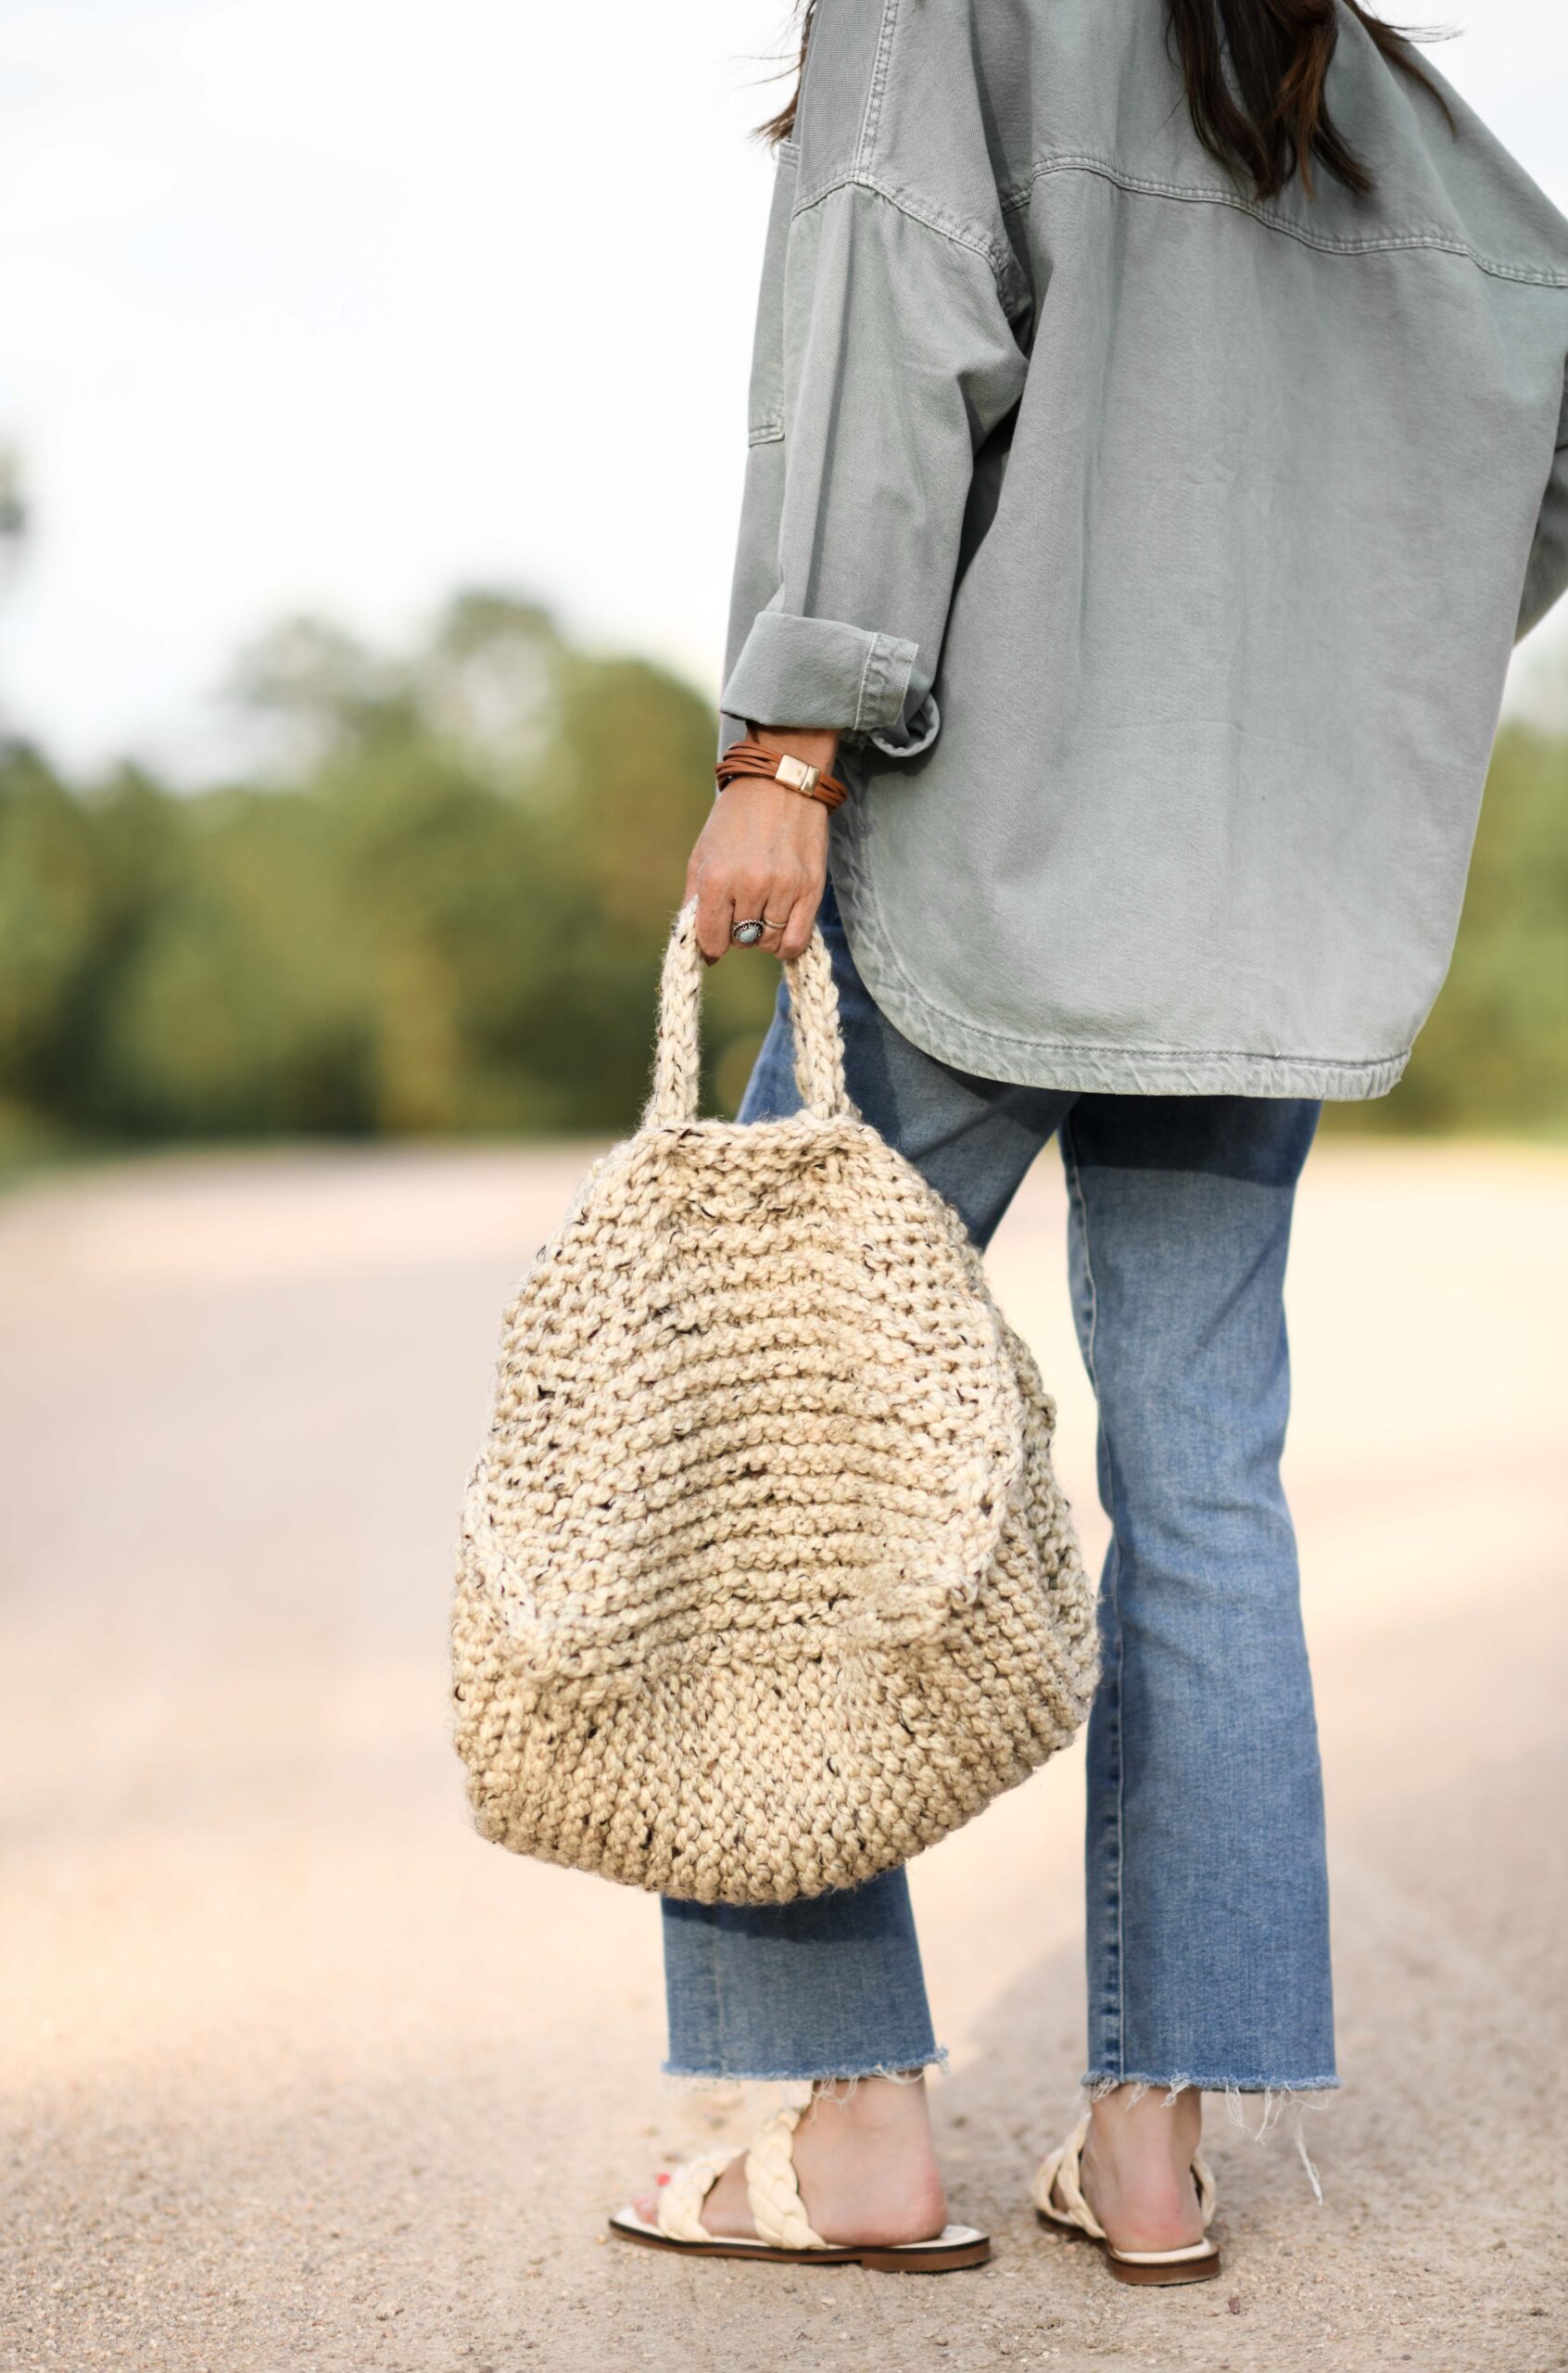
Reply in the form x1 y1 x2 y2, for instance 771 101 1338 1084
761 0 1448 200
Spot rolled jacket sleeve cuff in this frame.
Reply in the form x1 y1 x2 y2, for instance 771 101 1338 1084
869 687 940 759
720 611 920 738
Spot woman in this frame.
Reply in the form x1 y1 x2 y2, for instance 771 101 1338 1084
614 0 1568 2278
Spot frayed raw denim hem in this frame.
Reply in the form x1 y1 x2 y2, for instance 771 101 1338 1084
1081 2071 1339 2097
1080 2074 1338 2198
663 2047 948 2090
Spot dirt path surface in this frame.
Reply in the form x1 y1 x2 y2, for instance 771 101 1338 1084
2 1140 1564 2373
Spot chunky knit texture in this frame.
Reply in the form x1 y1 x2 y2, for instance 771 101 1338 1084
450 906 1097 1905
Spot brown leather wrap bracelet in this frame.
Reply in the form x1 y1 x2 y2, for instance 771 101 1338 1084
714 739 849 810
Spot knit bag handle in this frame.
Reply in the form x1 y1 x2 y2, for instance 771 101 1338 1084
645 900 851 1127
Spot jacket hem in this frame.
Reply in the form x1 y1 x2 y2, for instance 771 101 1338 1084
830 832 1411 1102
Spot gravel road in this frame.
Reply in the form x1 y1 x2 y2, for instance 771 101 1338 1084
2 1141 1563 2373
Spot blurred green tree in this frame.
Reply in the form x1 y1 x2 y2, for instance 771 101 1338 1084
0 748 103 1124
0 591 1559 1161
1328 717 1568 1136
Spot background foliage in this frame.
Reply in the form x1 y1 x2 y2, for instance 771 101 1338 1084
0 590 1563 1161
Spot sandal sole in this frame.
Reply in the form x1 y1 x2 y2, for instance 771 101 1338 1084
610 2219 992 2274
1106 2248 1221 2286
1036 2209 1220 2287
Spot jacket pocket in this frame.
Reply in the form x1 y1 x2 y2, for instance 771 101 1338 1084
746 142 799 446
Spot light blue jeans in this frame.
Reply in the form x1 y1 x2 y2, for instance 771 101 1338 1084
663 883 1336 2097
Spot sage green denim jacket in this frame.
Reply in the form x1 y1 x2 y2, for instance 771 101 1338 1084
720 0 1568 1098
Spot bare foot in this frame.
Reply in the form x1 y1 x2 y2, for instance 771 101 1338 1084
633 2073 947 2245
1069 2084 1207 2252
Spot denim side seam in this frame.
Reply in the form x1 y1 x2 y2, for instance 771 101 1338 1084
1062 1122 1127 2079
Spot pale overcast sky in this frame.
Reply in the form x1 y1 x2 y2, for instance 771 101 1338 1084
2 0 1566 779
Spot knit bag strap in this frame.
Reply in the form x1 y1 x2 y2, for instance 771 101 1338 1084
644 900 851 1128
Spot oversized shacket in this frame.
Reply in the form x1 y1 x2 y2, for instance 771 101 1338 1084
719 0 1568 1097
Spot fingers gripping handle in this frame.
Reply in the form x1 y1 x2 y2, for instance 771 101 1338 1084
644 901 850 1129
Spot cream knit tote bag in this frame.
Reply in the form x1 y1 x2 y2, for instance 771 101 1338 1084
450 904 1097 1905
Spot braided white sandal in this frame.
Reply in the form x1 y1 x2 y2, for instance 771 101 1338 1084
1032 2112 1220 2286
610 2105 990 2273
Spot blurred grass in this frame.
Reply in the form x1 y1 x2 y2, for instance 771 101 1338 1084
0 589 1562 1174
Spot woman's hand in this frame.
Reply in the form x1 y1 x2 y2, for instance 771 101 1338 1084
686 727 839 963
